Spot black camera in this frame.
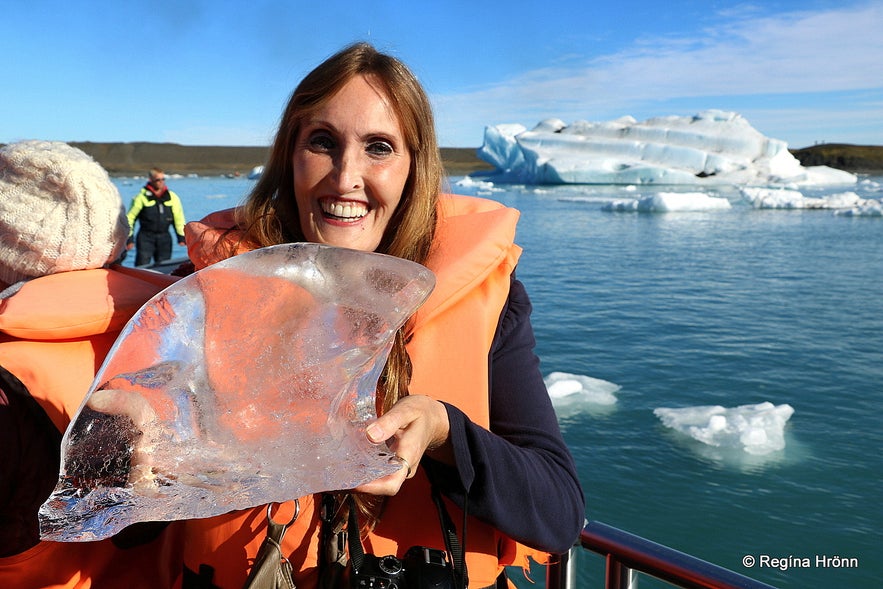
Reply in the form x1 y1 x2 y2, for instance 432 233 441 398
403 546 459 588
349 546 457 589
350 552 406 588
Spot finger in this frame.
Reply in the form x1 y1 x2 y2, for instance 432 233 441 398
87 389 156 425
353 468 407 497
365 421 389 444
365 395 433 444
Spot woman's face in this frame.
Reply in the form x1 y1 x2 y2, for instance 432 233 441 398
292 74 411 252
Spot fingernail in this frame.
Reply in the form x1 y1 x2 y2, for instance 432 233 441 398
366 423 383 443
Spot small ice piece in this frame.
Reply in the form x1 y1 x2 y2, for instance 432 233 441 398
546 379 583 399
39 243 435 542
654 402 794 455
603 192 731 212
835 200 883 217
544 371 620 406
740 187 876 211
643 192 732 212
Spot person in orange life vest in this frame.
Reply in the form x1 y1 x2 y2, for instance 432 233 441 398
126 167 187 267
179 42 585 588
0 140 184 588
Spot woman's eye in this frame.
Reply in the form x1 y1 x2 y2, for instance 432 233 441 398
308 133 335 151
366 140 394 156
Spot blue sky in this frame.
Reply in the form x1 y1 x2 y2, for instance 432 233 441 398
2 0 881 149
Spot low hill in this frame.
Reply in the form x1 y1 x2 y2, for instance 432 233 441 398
67 142 494 177
71 142 270 176
789 144 883 174
2 141 879 176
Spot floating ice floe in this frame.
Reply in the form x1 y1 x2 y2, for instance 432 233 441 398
654 402 794 456
39 244 435 541
476 110 857 187
602 191 732 212
739 187 879 211
834 200 883 217
453 175 496 192
544 372 620 416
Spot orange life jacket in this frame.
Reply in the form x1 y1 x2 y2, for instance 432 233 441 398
180 194 548 588
0 266 185 589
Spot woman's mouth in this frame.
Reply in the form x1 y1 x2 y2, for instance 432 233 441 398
320 199 368 221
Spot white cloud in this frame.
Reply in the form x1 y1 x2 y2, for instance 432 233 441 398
433 2 883 146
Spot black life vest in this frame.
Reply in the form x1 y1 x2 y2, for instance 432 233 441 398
136 185 175 233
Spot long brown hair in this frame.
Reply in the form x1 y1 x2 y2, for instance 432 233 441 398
238 42 443 528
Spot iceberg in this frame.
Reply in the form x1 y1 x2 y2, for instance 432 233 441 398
38 244 435 541
477 110 857 187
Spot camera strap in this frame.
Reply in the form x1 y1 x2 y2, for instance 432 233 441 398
345 494 367 572
318 494 347 589
431 485 468 588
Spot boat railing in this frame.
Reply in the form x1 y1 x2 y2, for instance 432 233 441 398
544 521 780 589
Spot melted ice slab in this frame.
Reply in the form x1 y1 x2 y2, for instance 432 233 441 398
39 244 435 541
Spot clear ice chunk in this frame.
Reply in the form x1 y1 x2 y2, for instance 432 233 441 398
38 244 435 541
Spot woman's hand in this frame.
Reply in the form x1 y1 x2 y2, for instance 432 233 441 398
354 394 452 496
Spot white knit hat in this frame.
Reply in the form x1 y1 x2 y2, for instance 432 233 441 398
0 140 128 285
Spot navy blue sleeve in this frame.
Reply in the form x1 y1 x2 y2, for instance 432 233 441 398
423 278 585 554
0 366 61 556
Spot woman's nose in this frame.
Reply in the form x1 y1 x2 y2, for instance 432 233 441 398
334 149 363 192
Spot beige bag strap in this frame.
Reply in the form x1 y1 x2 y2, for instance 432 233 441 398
241 500 300 589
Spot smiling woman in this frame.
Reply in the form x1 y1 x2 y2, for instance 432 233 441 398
176 41 585 589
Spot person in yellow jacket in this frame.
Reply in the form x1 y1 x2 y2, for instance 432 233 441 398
179 43 584 589
0 140 184 588
126 167 187 267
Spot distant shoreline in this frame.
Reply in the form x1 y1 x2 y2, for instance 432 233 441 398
67 142 495 177
788 144 883 175
2 141 880 177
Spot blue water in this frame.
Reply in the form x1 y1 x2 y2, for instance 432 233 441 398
114 175 883 588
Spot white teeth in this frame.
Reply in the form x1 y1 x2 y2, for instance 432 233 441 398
322 201 368 219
